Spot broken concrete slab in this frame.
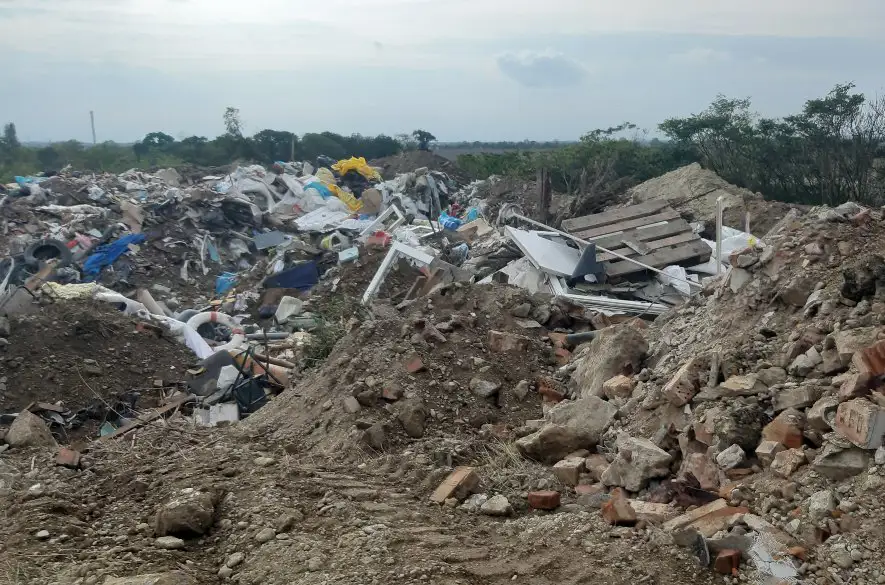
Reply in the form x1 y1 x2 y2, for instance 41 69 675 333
601 436 673 492
853 339 885 376
755 440 785 466
812 444 869 480
770 449 806 478
516 397 618 463
834 399 885 449
571 325 647 399
773 385 822 413
102 573 196 585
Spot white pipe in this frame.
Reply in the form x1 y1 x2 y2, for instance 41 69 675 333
715 197 723 275
186 311 246 353
505 210 704 289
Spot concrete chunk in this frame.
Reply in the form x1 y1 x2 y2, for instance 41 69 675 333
834 399 885 449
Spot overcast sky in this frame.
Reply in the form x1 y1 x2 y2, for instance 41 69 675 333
2 0 885 142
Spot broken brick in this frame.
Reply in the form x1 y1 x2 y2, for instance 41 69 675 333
547 332 568 348
602 375 634 399
381 383 404 401
55 448 81 469
552 457 585 486
575 483 603 496
714 549 741 575
554 347 572 366
761 409 805 449
663 357 705 406
838 372 873 401
852 340 885 376
404 353 425 374
834 399 885 449
527 490 561 510
429 467 480 504
755 440 786 465
537 377 565 403
602 488 637 526
770 448 806 478
488 330 531 353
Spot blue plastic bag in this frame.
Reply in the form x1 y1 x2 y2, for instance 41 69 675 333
439 212 463 231
216 272 237 295
82 234 147 281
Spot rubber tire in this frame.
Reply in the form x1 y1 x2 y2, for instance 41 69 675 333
24 239 72 269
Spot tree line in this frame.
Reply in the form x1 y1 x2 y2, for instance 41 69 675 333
0 106 437 181
458 83 885 208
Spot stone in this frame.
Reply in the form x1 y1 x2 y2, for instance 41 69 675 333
552 457 585 487
342 397 361 413
225 552 244 568
461 493 489 512
834 399 885 449
714 549 742 575
218 567 233 579
821 348 847 375
527 490 561 510
680 451 720 490
584 454 610 481
362 423 388 451
5 410 58 448
571 325 648 398
839 372 873 401
788 348 823 377
762 408 806 448
757 367 788 387
255 528 275 543
876 446 885 465
430 467 480 503
102 573 196 585
699 404 767 452
780 277 814 307
770 449 806 478
812 444 869 480
853 339 885 376
833 327 880 363
513 380 531 401
403 353 425 373
601 488 637 525
601 436 673 491
515 397 618 463
397 400 427 438
480 495 512 516
511 302 532 318
154 488 217 537
663 357 707 406
35 529 50 540
808 397 840 432
487 330 531 353
55 447 81 469
755 440 786 466
602 375 634 399
804 242 824 256
806 489 836 520
382 382 404 401
155 536 185 550
773 385 822 412
716 444 746 470
729 268 753 292
715 375 768 398
469 378 501 399
841 255 885 301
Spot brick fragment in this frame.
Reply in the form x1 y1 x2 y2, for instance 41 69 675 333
834 399 885 449
488 330 531 353
527 490 561 510
853 340 885 375
537 377 565 403
552 457 585 487
602 488 637 526
762 409 805 449
429 467 480 504
55 448 81 469
838 372 873 401
404 353 425 374
714 549 741 575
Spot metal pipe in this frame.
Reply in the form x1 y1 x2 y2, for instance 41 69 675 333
506 212 704 289
715 197 723 275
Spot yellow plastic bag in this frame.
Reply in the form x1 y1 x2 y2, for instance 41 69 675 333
332 157 381 182
327 184 362 213
315 167 336 184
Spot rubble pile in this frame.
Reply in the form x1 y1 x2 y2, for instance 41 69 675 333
1 154 884 585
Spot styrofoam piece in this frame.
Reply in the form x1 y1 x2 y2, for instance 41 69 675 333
358 205 406 240
504 226 582 277
193 403 240 426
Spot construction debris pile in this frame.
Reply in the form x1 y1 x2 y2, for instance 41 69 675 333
0 159 883 585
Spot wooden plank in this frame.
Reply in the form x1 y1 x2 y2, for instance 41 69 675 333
606 240 712 277
562 201 669 233
93 394 192 443
621 240 651 255
573 209 682 240
590 219 692 249
596 232 700 263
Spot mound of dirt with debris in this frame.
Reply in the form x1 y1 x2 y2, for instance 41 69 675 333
372 151 464 181
0 300 196 440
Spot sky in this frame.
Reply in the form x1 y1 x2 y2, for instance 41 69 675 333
1 0 885 143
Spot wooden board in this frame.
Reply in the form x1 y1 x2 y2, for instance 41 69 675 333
91 394 192 444
562 201 669 233
596 232 699 263
572 209 682 240
589 219 692 249
606 240 712 277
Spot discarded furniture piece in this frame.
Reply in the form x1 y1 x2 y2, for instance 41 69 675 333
561 201 711 280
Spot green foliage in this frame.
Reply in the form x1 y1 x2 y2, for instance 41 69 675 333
661 83 885 205
412 129 436 151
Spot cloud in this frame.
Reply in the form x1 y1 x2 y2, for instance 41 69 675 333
496 50 586 87
668 47 732 65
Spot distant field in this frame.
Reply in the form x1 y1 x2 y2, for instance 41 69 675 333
435 145 561 161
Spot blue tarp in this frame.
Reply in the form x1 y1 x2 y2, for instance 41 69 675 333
83 234 147 280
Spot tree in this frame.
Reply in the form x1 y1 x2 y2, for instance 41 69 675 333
250 129 297 164
37 146 61 171
300 133 347 162
3 123 20 150
141 132 175 150
412 130 436 151
223 107 243 137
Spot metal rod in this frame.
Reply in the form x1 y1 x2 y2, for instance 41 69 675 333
715 197 723 275
508 213 704 289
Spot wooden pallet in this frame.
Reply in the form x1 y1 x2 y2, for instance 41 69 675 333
562 202 711 279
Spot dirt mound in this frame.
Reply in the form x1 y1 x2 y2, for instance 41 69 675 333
371 151 463 181
0 300 196 441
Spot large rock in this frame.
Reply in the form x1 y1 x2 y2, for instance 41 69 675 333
5 410 58 449
773 385 822 412
154 488 217 537
398 400 427 438
779 277 814 307
571 326 647 398
833 327 880 365
601 436 673 492
841 255 885 301
516 397 617 463
812 443 870 480
696 403 766 452
103 573 196 585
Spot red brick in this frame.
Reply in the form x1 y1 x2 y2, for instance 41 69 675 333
839 372 872 401
762 410 805 449
527 490 561 510
853 340 885 376
714 549 741 574
488 330 531 353
429 467 480 503
554 347 572 365
537 377 565 403
404 354 425 374
835 399 885 449
55 448 81 469
602 488 637 526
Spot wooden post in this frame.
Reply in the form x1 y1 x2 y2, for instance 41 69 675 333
538 168 552 224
